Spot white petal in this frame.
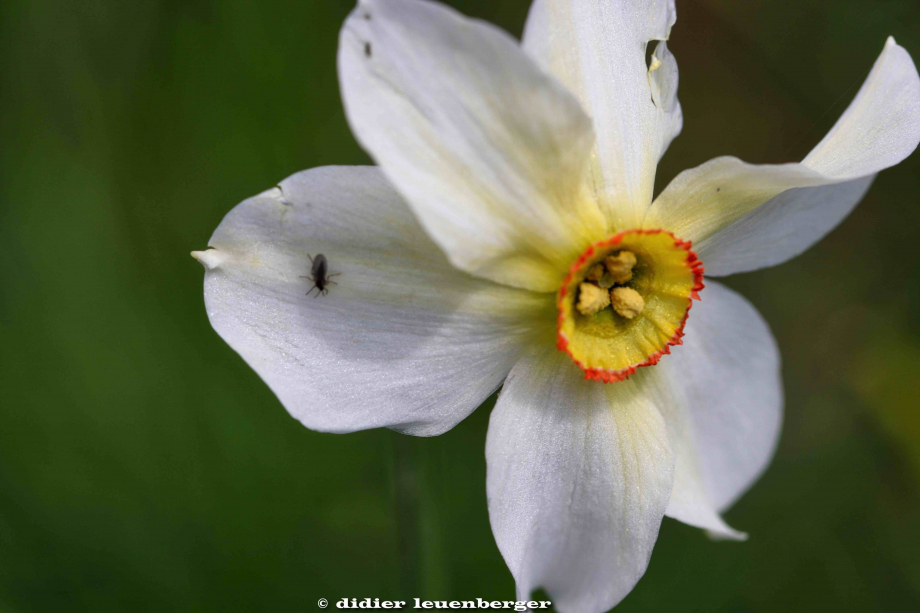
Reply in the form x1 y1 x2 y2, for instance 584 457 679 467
196 166 551 436
804 37 920 178
660 281 782 518
641 372 745 540
338 0 607 292
523 0 682 228
646 37 920 275
486 344 673 613
690 176 876 276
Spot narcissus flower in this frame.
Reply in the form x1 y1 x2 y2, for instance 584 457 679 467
192 0 920 610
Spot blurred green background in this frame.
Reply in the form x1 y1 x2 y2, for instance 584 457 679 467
2 0 920 610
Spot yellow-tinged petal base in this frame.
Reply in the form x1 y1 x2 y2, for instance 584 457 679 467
557 229 704 382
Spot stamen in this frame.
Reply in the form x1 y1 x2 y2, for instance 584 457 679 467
604 251 637 284
610 287 645 319
576 283 611 316
556 229 704 383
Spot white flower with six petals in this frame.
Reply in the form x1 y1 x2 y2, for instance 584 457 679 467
192 0 920 610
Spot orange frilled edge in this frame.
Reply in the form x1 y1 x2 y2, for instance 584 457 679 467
556 229 705 383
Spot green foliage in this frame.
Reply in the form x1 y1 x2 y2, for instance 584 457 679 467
1 0 919 610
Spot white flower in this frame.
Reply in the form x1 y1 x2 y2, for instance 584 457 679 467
192 0 920 610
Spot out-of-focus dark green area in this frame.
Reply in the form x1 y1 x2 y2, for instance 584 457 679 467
1 0 919 610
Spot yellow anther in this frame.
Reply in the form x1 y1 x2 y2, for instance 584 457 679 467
604 251 637 284
576 283 611 316
611 287 645 319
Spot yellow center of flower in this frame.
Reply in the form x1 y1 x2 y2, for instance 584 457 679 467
556 229 704 382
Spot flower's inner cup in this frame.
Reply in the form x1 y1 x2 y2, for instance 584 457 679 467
557 230 703 382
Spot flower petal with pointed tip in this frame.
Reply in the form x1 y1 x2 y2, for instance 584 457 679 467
646 37 920 276
661 281 782 524
523 0 682 228
338 0 607 293
196 166 551 436
486 344 673 613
